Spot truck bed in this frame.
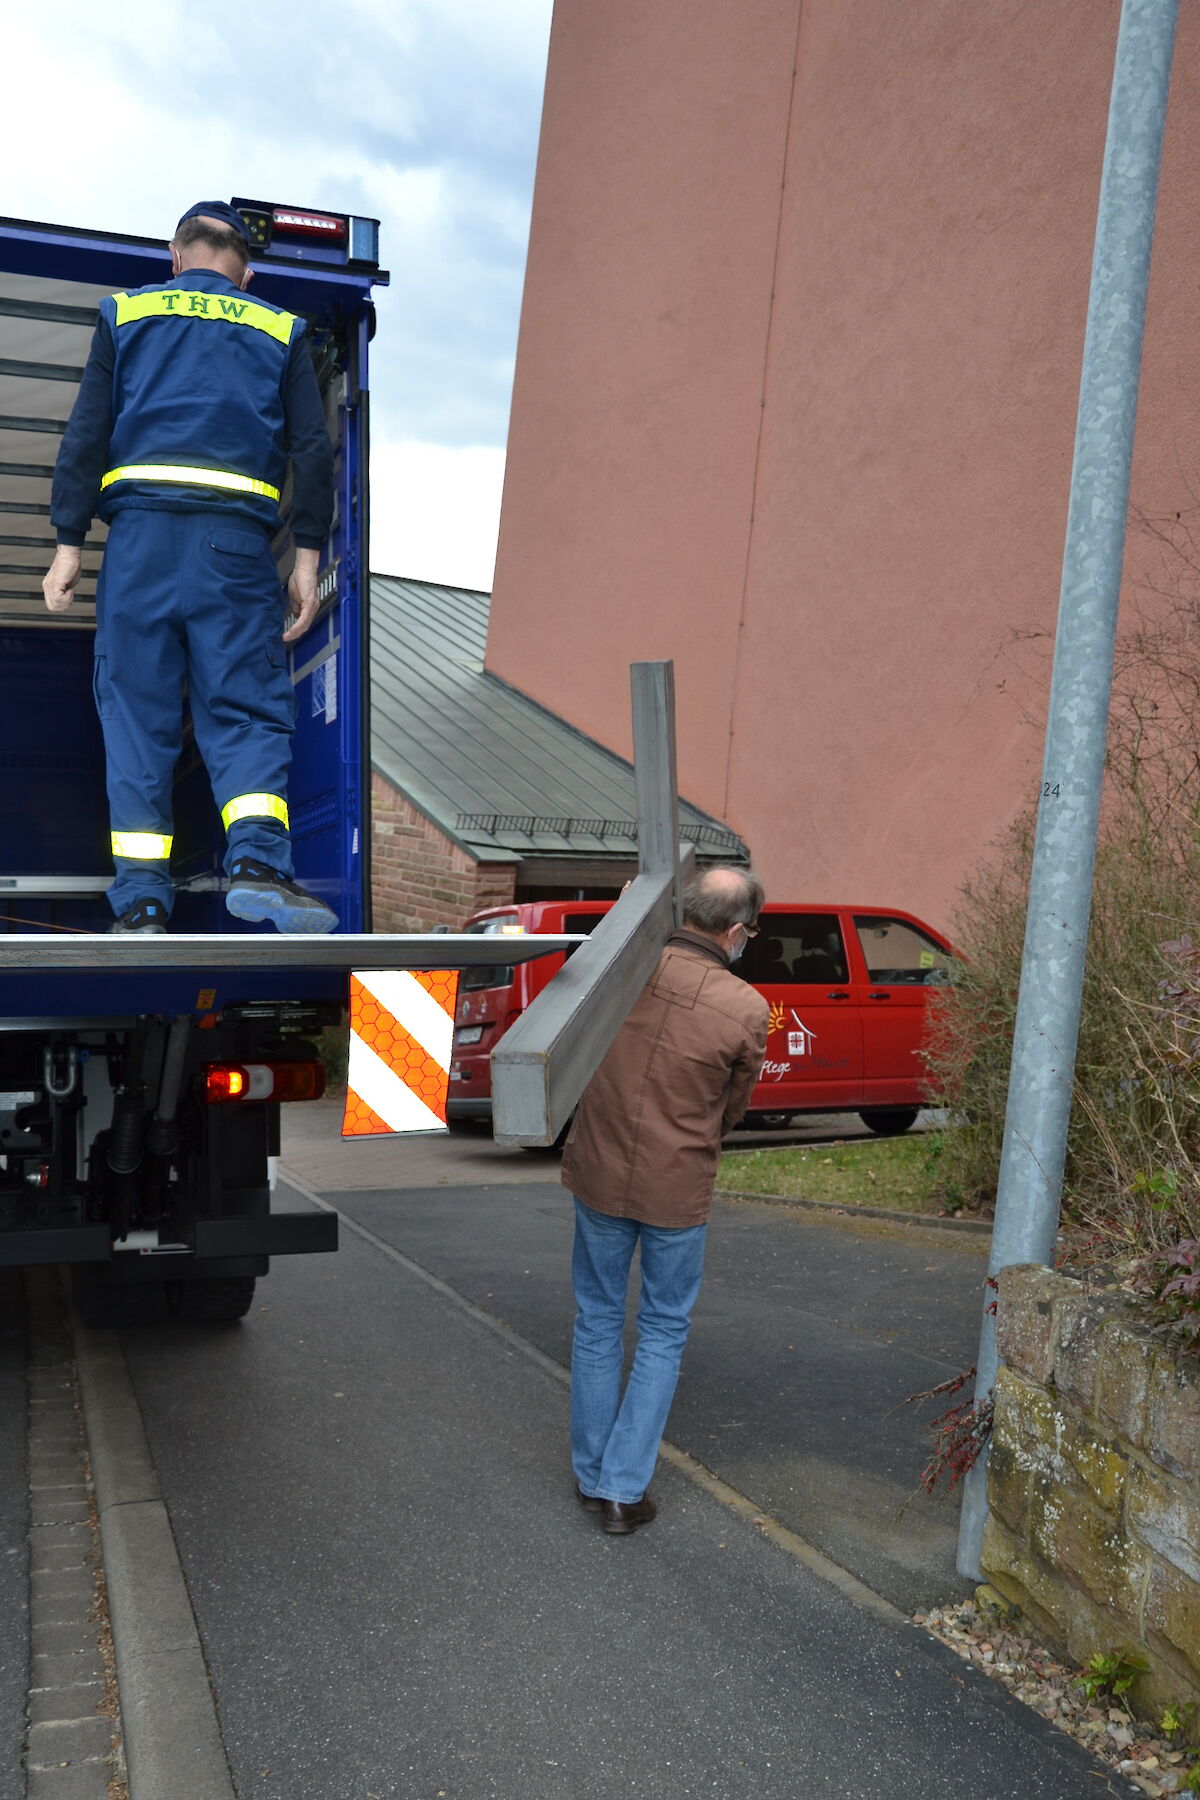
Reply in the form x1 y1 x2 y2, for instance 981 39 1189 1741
0 211 383 964
0 933 579 971
0 934 581 1022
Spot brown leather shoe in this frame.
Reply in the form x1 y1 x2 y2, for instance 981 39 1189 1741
576 1483 603 1512
602 1494 657 1535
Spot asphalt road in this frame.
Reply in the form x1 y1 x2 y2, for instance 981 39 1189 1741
0 1270 28 1800
276 1099 942 1195
107 1178 1124 1800
317 1181 986 1610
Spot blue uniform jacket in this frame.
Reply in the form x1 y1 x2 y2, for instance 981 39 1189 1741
51 269 333 549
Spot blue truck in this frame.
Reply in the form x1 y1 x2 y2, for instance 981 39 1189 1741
0 200 571 1324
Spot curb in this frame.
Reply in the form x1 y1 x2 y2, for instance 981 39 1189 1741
69 1312 236 1800
715 1185 993 1235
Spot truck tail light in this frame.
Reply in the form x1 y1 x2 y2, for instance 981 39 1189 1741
202 1062 326 1104
273 208 345 241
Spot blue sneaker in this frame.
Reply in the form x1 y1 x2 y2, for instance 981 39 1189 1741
109 898 169 935
225 859 338 935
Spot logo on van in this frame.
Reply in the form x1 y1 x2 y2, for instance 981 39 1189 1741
787 1013 816 1057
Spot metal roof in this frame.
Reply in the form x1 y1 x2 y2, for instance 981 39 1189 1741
369 574 746 864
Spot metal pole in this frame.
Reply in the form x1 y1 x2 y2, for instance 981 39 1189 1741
957 0 1179 1581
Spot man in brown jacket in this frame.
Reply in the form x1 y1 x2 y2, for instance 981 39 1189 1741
561 865 769 1535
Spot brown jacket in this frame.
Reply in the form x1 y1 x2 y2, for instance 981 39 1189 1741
561 930 770 1228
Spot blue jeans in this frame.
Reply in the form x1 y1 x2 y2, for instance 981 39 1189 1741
570 1198 707 1504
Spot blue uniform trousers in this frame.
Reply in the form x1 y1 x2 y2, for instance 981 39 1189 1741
93 510 296 917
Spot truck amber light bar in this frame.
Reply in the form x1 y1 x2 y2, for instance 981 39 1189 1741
203 1062 326 1104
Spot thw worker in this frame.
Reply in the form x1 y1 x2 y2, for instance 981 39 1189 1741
43 201 337 935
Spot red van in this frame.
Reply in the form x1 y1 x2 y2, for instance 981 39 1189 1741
448 900 955 1135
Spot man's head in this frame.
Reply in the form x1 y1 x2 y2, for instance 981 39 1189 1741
681 865 764 965
170 202 253 290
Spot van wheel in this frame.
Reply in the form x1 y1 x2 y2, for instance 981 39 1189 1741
169 1278 257 1323
859 1107 920 1137
757 1112 795 1130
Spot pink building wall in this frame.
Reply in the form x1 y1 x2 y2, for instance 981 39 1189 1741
487 0 1200 931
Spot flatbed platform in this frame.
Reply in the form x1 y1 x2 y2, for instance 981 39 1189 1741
0 933 581 972
0 933 584 1022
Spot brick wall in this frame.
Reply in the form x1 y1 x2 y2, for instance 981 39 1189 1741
370 772 517 931
984 1264 1200 1718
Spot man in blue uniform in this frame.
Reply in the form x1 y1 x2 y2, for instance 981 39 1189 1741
42 201 337 935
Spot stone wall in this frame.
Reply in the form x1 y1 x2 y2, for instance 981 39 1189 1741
370 772 517 931
984 1264 1200 1715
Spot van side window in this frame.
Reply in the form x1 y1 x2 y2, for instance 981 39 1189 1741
562 910 604 961
460 918 518 991
853 917 953 985
734 913 848 985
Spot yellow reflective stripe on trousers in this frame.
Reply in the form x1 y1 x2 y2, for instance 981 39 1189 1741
100 464 281 502
111 289 297 346
111 831 173 860
221 793 289 831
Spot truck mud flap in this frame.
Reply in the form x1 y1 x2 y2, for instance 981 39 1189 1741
191 1211 338 1259
0 1225 111 1269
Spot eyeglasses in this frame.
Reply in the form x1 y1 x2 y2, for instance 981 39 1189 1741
742 923 760 938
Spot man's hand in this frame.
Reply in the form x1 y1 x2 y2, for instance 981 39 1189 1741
43 546 82 613
284 548 321 644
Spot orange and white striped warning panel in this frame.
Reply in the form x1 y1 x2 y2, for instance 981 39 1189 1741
342 969 460 1137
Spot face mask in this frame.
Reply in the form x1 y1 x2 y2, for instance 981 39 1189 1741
728 927 747 965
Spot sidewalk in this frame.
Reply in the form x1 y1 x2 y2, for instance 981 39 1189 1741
280 1103 989 1612
115 1184 1120 1800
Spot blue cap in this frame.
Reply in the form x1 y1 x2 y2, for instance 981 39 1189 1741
175 201 252 247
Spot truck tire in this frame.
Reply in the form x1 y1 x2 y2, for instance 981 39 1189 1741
859 1107 920 1137
70 1267 169 1329
170 1277 257 1323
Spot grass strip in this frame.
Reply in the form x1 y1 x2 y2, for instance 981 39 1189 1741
717 1133 963 1216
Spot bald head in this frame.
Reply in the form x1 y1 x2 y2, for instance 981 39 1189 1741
170 214 251 287
681 865 763 937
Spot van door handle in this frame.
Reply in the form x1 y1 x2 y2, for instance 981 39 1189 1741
869 991 891 1001
826 990 850 1001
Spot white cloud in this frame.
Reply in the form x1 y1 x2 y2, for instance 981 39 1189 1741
0 2 550 585
369 441 505 591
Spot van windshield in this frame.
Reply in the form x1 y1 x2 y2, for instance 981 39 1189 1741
734 913 849 985
459 918 519 991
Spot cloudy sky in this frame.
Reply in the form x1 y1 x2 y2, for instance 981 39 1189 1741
4 0 553 588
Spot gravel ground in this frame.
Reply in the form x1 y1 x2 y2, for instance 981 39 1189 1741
919 1597 1198 1797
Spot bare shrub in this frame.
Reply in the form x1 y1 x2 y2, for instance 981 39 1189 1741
924 519 1200 1255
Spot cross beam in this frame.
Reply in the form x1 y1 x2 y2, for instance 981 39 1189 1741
491 660 695 1146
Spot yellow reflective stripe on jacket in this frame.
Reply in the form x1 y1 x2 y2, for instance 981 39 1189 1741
221 793 290 831
111 289 297 346
100 465 281 502
111 831 173 861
